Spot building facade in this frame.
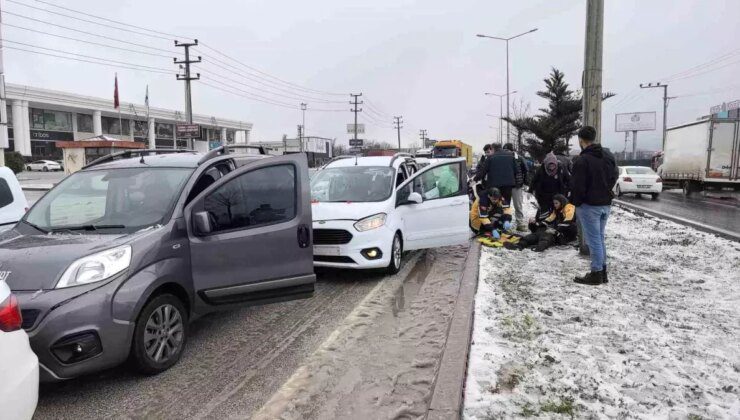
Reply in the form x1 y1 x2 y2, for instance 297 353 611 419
250 136 333 167
2 83 252 160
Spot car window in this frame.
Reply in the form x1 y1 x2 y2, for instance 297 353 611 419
311 166 394 203
0 178 13 208
415 162 462 200
204 164 296 233
395 166 407 187
625 167 655 175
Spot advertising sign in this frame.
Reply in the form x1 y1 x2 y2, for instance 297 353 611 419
615 112 657 132
176 123 201 139
710 100 740 115
349 139 364 147
347 124 365 134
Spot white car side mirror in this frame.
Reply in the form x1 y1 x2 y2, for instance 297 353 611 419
407 192 423 204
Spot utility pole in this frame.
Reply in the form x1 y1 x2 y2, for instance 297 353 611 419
393 116 403 150
639 82 671 150
0 1 8 167
300 102 307 153
175 39 201 149
350 93 362 153
580 0 604 255
632 130 638 160
419 129 428 147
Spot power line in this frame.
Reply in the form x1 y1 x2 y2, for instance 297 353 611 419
6 0 173 41
667 59 740 82
4 45 172 74
1 10 178 54
661 48 740 81
2 23 174 58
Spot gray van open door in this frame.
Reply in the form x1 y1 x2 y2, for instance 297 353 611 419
185 154 315 308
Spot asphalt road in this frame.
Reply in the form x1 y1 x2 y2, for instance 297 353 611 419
616 189 740 235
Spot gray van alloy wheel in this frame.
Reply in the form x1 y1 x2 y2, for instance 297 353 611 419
144 303 184 363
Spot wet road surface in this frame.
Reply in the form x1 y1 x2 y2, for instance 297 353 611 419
616 189 740 235
34 251 448 419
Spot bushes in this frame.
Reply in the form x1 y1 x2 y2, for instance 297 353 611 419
3 151 25 174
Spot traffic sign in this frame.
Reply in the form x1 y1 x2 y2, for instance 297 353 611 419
349 139 363 147
349 147 362 154
176 123 201 138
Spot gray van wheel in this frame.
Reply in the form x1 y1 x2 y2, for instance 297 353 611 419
131 294 188 375
386 233 403 275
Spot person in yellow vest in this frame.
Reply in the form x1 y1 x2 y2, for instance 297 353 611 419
507 194 576 251
470 187 514 238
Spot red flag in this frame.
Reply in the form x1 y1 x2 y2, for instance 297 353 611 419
113 73 120 109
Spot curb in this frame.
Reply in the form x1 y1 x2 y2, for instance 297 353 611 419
426 241 481 420
614 199 740 243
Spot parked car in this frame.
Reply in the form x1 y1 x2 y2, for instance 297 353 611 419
310 154 469 273
0 279 39 420
25 160 62 172
614 166 663 199
0 167 29 233
1 147 315 381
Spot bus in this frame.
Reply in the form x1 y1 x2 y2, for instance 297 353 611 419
432 140 473 167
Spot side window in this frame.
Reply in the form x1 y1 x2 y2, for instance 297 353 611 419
395 166 407 187
203 164 296 233
0 178 13 208
416 163 462 200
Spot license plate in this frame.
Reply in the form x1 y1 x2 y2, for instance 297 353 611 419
637 185 651 189
314 246 340 256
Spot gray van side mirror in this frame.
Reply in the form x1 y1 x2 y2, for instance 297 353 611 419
193 211 212 234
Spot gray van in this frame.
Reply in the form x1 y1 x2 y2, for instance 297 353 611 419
0 147 315 381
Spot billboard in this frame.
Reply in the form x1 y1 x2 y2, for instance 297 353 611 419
347 124 365 134
615 112 656 132
176 124 201 138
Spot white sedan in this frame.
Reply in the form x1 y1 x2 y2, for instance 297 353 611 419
0 280 39 420
25 160 61 172
614 166 662 199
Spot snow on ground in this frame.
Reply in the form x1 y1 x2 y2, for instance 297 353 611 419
464 200 740 419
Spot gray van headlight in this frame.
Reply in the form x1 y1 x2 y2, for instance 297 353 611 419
56 245 132 289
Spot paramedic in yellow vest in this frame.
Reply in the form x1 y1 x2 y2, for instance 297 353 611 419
470 187 514 238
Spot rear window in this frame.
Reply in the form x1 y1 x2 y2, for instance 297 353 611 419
625 167 655 175
0 178 13 209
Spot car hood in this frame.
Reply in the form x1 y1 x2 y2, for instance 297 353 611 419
312 201 390 222
0 228 134 291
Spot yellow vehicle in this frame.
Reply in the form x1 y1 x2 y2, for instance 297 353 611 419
432 140 473 167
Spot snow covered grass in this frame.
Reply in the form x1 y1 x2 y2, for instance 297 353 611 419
464 202 740 419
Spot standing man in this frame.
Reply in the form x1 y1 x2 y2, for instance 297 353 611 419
476 143 517 206
476 144 493 175
503 143 529 230
570 126 618 285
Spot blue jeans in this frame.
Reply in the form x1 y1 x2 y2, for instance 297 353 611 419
577 204 611 271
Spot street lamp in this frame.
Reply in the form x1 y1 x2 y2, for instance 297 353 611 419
485 91 517 144
477 28 537 143
300 102 307 152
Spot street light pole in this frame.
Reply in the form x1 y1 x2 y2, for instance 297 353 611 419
300 102 307 153
485 91 516 145
477 28 537 144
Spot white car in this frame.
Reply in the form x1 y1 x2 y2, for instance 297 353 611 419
614 166 663 199
0 280 39 420
0 167 29 232
310 154 469 273
25 160 61 172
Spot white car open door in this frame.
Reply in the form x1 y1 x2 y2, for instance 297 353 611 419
394 158 469 250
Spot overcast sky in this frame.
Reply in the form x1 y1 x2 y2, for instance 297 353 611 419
4 0 740 154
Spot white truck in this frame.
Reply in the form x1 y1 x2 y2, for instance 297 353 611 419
658 118 740 195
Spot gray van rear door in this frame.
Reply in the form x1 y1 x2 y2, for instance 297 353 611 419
185 153 315 307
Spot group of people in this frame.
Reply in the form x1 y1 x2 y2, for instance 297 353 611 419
469 126 618 286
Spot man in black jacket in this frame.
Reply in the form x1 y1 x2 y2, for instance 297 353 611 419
475 144 517 206
503 143 529 230
570 126 618 285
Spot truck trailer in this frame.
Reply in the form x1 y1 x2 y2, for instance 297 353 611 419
432 140 473 167
659 118 740 195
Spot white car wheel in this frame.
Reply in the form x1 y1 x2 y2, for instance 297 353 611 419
386 233 403 275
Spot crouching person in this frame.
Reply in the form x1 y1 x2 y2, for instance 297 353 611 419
470 187 514 238
514 194 576 251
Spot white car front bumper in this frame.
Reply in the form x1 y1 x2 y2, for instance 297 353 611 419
0 330 39 420
312 221 395 269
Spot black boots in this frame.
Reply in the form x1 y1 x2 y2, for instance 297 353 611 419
603 265 608 283
574 270 605 285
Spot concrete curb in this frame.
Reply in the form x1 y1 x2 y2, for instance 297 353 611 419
614 199 740 243
426 241 481 420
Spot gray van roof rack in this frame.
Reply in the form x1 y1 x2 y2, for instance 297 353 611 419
389 152 415 167
82 148 196 169
196 144 267 165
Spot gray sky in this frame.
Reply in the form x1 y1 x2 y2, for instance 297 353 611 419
4 0 740 154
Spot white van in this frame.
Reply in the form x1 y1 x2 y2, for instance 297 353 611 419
0 167 28 232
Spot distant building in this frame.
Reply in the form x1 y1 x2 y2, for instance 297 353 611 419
2 83 252 161
250 136 333 167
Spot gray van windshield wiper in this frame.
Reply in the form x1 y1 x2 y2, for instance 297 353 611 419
51 224 126 232
22 219 49 233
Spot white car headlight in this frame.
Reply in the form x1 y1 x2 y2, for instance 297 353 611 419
56 245 132 289
354 213 387 232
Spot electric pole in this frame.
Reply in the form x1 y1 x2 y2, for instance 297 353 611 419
0 1 8 167
419 129 428 148
350 93 362 151
393 116 403 150
175 39 201 148
300 102 307 153
639 82 671 150
580 0 604 256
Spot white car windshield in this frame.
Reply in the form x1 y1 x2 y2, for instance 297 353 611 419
24 167 193 234
311 166 394 202
625 167 655 175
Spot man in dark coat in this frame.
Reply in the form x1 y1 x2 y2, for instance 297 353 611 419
529 152 570 216
475 143 517 206
570 126 618 285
